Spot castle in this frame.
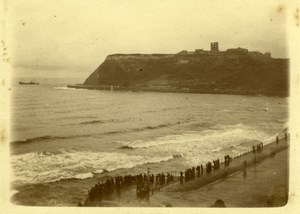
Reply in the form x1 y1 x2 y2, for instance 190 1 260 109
177 42 271 61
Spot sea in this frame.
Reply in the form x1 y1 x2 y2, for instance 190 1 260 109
10 78 288 205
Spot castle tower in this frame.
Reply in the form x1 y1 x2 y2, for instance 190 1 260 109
210 42 219 52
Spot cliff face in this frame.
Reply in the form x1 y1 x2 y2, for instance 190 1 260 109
84 53 289 96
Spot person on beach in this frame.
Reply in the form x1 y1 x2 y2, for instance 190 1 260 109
192 167 195 178
196 165 200 177
180 171 183 184
185 170 188 182
276 136 279 144
257 144 261 153
252 145 256 154
224 155 231 166
207 162 212 173
285 132 288 141
162 173 165 185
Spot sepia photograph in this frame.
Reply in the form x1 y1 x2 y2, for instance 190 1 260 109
1 0 300 212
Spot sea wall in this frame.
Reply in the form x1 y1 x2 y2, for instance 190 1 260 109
81 135 289 207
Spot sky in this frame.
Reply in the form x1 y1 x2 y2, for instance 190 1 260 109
6 0 288 78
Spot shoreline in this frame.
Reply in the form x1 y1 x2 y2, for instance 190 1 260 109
67 84 288 97
82 135 288 207
11 134 289 207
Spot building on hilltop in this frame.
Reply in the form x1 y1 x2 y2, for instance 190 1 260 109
195 49 209 55
177 50 188 55
226 47 248 55
176 42 271 61
210 42 219 52
264 52 271 58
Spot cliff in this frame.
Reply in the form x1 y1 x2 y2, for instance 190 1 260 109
81 50 289 96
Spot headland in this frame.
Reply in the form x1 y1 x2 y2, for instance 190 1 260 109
68 42 289 96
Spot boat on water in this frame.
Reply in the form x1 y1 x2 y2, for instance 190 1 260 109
19 81 39 85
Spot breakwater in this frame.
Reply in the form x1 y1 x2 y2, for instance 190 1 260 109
81 133 289 207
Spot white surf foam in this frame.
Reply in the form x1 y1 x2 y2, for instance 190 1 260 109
120 124 273 166
122 124 269 149
11 151 174 185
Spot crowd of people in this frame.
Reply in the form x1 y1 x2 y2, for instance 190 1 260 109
253 142 264 154
84 174 136 204
224 155 232 166
81 133 288 206
135 172 176 199
84 154 232 205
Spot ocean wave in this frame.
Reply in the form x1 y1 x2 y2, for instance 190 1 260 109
79 119 106 125
11 135 70 144
74 172 94 180
71 118 134 126
11 120 189 145
119 145 135 150
119 123 271 151
11 151 175 185
132 120 189 132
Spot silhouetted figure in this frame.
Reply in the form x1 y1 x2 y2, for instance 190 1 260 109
206 162 212 173
180 171 183 184
224 155 231 166
257 144 261 153
276 136 279 144
196 165 200 177
192 167 195 178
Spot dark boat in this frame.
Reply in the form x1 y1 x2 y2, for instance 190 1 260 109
19 81 39 85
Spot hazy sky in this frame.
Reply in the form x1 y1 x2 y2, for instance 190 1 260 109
7 0 287 78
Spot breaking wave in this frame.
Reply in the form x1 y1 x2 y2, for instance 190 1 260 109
11 135 71 144
11 120 190 145
11 151 175 185
119 124 272 151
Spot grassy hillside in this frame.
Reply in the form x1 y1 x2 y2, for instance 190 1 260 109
83 54 289 96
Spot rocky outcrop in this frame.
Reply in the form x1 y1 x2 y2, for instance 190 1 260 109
82 51 289 96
